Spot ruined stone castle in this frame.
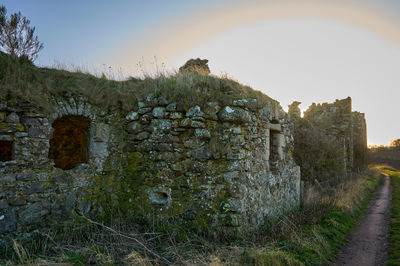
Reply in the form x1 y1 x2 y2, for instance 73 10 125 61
0 56 368 242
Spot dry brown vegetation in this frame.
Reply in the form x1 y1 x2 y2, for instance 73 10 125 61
1 169 381 265
0 51 275 114
0 51 384 265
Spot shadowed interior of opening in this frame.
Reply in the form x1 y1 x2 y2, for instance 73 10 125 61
269 130 279 161
48 115 90 170
0 140 13 162
269 120 280 162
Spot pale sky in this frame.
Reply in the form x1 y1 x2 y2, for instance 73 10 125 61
2 0 400 145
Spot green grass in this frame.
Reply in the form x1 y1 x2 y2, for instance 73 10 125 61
0 51 276 113
0 170 381 265
248 170 381 265
376 166 400 266
0 52 384 265
65 252 86 265
219 169 381 265
289 210 365 264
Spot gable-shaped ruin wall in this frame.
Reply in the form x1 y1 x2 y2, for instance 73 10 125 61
289 97 368 183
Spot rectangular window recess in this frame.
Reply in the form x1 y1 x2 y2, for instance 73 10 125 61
0 140 13 162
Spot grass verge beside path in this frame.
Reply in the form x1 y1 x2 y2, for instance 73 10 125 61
237 168 382 265
376 165 400 266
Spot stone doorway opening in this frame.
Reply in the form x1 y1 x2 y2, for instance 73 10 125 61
0 140 13 162
49 115 90 170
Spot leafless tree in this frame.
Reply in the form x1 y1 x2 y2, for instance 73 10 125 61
0 5 43 62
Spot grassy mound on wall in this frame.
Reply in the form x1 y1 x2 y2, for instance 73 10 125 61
0 52 275 113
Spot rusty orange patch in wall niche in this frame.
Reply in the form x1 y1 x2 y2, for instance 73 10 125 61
49 115 90 170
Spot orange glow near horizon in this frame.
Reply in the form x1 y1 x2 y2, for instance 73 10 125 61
100 0 400 146
105 1 400 67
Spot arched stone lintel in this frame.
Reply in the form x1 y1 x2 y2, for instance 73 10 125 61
51 97 96 122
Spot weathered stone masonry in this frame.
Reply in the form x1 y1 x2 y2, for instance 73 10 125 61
0 93 301 239
289 97 368 183
123 96 300 228
0 96 120 238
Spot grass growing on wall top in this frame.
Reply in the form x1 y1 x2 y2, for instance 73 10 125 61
0 51 275 112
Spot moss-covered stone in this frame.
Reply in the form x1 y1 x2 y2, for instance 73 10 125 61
0 90 302 239
0 122 24 133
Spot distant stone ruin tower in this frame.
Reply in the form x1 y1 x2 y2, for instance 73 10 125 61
289 97 368 183
288 101 301 121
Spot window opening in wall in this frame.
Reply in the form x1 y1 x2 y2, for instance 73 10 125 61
48 115 90 170
269 130 280 162
269 120 281 166
0 140 13 162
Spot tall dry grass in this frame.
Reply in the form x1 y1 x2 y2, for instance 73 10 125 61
210 169 381 265
1 168 380 265
0 51 276 114
304 169 380 212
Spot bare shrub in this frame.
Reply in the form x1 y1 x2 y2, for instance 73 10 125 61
0 5 43 62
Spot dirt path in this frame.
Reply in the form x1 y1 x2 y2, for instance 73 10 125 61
334 173 391 266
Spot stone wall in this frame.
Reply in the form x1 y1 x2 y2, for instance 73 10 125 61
289 97 367 183
122 95 300 229
0 95 125 242
352 111 368 171
0 92 301 241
